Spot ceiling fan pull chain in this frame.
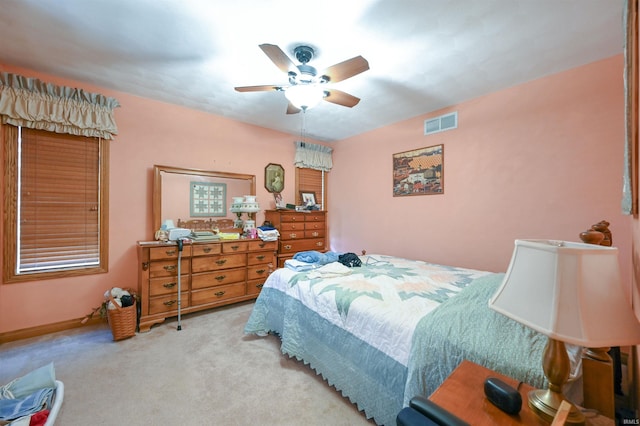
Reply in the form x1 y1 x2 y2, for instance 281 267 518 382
301 110 307 142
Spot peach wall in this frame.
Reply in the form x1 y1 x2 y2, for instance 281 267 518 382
331 56 633 285
0 63 313 333
0 55 633 335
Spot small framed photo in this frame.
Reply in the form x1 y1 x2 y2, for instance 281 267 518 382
273 192 285 209
300 191 316 206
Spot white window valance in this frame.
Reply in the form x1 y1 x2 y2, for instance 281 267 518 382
293 141 333 171
0 72 120 140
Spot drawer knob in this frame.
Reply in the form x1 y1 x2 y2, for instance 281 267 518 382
256 269 266 274
215 275 226 281
284 244 292 250
256 255 265 260
216 259 227 265
215 291 226 297
259 243 266 248
316 241 323 247
165 250 176 256
289 233 297 238
230 245 240 251
256 284 264 289
312 232 319 237
203 247 212 253
163 300 176 306
163 282 177 288
163 265 176 272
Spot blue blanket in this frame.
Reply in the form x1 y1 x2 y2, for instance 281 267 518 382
403 274 547 405
292 250 340 265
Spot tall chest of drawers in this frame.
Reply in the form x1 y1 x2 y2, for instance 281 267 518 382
137 239 276 332
264 210 327 268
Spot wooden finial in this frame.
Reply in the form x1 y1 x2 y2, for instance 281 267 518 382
579 229 604 245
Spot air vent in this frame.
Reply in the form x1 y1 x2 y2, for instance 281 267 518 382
424 112 458 135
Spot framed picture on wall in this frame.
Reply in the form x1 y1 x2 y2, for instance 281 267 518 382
392 144 443 197
265 163 285 193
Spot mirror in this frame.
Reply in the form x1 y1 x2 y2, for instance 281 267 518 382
153 165 256 232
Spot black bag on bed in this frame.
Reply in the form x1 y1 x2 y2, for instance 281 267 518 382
338 252 361 267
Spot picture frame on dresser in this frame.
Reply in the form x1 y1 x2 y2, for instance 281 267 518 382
300 191 316 206
273 192 285 209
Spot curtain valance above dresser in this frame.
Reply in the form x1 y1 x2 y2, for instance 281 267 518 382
294 141 333 171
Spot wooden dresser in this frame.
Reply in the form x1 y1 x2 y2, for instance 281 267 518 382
264 210 327 268
136 239 276 332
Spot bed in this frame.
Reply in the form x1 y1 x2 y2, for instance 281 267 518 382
244 253 583 425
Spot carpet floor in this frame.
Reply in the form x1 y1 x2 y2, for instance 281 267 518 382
1 301 376 425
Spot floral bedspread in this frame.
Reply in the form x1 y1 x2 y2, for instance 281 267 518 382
258 254 491 366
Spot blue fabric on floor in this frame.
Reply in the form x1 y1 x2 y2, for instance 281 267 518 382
1 363 55 399
0 387 54 421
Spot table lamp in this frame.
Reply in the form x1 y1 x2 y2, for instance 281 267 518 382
489 239 640 424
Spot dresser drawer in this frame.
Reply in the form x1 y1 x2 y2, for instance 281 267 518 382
222 241 248 253
305 221 325 230
281 222 304 232
149 276 184 296
304 213 325 222
246 279 265 296
279 238 325 254
191 282 245 305
149 292 189 315
191 268 246 289
192 253 246 273
304 229 325 238
150 245 190 260
248 240 277 251
149 258 190 279
247 263 273 281
280 212 306 222
280 229 304 240
192 243 222 256
247 251 275 266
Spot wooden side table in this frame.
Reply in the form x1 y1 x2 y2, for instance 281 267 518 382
428 360 613 426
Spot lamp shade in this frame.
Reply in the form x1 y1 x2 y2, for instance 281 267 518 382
489 239 640 347
284 84 324 110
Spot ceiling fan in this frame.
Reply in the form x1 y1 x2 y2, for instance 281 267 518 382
234 43 369 114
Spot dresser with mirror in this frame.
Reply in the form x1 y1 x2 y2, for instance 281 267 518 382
136 165 276 332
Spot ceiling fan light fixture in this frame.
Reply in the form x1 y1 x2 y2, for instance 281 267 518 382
285 84 324 110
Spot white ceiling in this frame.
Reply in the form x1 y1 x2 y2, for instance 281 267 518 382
0 0 623 142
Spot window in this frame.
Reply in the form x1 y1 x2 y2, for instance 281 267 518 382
296 167 328 209
3 125 109 282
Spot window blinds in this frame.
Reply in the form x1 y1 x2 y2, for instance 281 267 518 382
18 128 100 272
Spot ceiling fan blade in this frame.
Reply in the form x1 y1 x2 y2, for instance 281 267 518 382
259 44 297 74
286 102 301 115
234 85 281 92
323 89 361 108
320 56 369 83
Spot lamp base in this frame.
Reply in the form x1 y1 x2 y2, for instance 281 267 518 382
528 389 585 425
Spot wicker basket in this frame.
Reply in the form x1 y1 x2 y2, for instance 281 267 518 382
106 295 137 341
